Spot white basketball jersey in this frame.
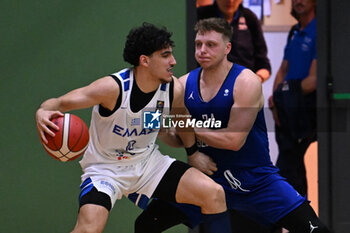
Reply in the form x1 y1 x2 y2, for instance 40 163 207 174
80 68 171 167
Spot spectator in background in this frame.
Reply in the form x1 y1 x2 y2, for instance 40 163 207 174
197 0 271 82
269 0 317 198
196 0 213 7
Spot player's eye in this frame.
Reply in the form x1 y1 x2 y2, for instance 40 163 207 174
161 52 171 58
207 42 215 48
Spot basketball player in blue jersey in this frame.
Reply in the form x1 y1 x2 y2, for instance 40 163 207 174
35 22 233 233
135 18 330 233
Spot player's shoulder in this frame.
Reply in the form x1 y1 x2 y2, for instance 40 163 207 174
86 75 121 105
238 68 259 82
236 69 262 92
93 75 120 90
235 68 264 106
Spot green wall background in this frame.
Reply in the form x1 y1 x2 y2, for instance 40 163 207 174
0 1 188 232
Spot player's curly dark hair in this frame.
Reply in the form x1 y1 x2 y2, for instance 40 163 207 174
123 22 175 66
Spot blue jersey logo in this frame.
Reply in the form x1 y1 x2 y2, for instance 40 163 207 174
143 110 161 129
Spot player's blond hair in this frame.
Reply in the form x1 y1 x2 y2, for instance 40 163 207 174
195 18 233 41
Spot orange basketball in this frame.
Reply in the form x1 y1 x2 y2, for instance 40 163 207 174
42 113 89 162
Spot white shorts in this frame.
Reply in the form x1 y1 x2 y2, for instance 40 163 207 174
80 148 175 209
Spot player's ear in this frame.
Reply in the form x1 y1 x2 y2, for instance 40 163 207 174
139 55 150 67
225 41 232 55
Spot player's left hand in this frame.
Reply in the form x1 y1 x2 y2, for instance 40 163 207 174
188 151 217 175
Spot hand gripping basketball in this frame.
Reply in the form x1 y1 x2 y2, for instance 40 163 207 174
41 113 89 162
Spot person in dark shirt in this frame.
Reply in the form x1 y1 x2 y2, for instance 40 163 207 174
269 0 317 200
197 0 271 82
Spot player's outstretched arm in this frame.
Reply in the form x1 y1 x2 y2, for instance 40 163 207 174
36 76 119 143
195 69 264 151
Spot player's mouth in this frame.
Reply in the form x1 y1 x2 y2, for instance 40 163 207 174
167 67 174 76
197 56 210 62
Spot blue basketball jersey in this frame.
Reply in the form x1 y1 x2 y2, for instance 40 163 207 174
178 64 306 227
185 64 275 172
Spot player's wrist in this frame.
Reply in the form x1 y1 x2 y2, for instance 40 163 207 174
185 142 198 156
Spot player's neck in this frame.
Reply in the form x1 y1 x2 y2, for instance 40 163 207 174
201 60 232 84
133 67 160 93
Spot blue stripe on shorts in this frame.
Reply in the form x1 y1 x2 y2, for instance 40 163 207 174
79 177 94 201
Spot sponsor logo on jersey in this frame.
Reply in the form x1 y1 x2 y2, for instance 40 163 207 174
112 124 155 136
188 91 194 100
131 118 141 126
156 100 164 112
224 89 230 96
116 154 131 160
114 149 134 160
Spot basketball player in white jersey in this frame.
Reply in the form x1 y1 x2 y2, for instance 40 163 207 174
35 23 232 233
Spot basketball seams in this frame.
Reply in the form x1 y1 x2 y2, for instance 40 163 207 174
66 115 89 161
59 113 71 155
42 113 89 162
68 115 84 152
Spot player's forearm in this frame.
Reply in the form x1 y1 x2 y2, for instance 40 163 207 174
177 128 196 148
195 130 246 151
39 98 66 112
39 96 78 113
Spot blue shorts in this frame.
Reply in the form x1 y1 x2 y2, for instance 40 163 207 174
173 166 306 228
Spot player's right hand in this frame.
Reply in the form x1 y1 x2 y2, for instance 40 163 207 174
35 108 64 144
188 151 217 176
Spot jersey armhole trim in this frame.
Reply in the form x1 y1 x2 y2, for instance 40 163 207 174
169 78 174 111
98 75 122 117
